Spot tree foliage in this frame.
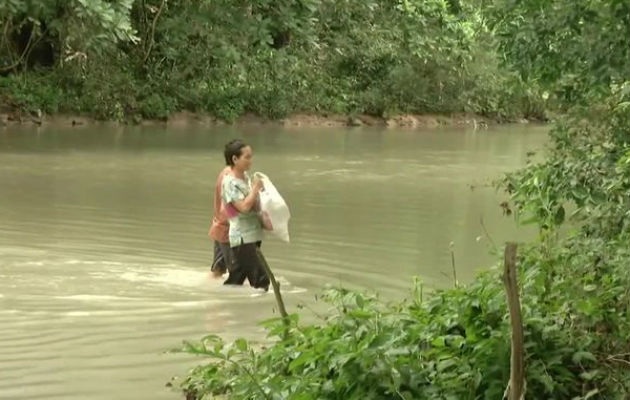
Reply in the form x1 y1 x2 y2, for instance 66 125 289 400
488 0 630 104
0 0 578 121
0 0 136 70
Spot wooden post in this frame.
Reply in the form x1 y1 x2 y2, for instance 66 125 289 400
503 242 525 400
256 248 290 339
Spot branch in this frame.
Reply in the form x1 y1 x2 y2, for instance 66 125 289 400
480 216 498 251
0 23 48 74
0 23 34 73
450 242 458 288
297 302 326 320
1 19 11 60
256 248 290 340
142 0 166 65
606 353 630 366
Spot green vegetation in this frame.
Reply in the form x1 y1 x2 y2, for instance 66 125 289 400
167 1 628 398
4 0 626 122
488 0 630 105
3 1 628 399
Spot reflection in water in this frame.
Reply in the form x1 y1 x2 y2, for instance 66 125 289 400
0 124 547 399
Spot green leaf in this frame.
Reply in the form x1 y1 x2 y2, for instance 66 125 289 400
572 351 596 364
584 388 600 399
234 338 248 352
348 309 372 319
437 358 457 372
579 370 600 381
331 353 353 368
539 373 555 392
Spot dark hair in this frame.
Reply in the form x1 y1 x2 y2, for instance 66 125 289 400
224 139 248 166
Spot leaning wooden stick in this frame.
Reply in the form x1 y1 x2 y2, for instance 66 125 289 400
503 242 526 400
449 242 458 288
256 248 290 339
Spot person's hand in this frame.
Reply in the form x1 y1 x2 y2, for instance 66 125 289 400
252 178 264 193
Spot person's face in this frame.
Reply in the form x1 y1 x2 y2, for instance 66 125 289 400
233 146 253 171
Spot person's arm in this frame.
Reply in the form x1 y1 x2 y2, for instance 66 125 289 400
227 178 263 213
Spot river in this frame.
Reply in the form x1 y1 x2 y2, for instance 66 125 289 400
0 123 547 399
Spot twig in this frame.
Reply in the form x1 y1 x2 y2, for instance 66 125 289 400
1 22 49 74
606 354 630 366
607 352 630 358
298 302 326 320
1 19 10 59
480 216 498 251
450 242 458 288
21 28 47 67
0 24 34 73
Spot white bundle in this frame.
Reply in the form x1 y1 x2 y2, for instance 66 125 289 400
254 172 291 242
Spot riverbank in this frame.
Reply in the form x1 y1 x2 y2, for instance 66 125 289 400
176 86 630 400
0 109 533 130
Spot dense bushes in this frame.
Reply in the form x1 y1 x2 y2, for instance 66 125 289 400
0 0 562 122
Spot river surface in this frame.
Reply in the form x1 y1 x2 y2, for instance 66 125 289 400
0 123 547 399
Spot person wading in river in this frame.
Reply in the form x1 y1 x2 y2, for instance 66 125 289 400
220 139 270 290
209 165 233 278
